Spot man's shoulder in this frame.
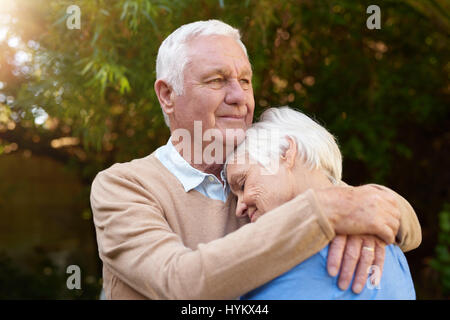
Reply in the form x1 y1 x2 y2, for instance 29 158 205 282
90 151 180 206
98 152 159 176
92 151 170 188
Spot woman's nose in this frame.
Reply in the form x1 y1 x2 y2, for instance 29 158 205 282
235 199 248 217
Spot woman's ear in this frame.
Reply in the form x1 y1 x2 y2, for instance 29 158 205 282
281 136 297 169
154 79 175 115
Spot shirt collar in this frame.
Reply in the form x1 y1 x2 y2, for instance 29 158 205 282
156 137 228 193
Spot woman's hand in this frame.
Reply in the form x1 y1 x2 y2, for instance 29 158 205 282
327 235 386 293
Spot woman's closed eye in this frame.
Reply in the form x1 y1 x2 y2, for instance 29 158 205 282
230 177 245 194
238 178 246 191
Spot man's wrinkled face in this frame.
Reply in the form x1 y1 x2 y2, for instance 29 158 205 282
171 35 255 147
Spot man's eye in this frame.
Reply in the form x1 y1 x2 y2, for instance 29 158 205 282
208 78 225 89
240 181 245 191
239 79 250 89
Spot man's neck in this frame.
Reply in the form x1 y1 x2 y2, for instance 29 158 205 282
172 140 226 183
191 162 224 182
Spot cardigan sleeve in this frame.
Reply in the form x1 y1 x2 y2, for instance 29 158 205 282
366 184 422 252
90 168 335 300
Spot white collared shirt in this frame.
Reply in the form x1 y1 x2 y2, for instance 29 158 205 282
155 138 230 202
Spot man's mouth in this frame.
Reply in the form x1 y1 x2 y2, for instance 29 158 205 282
220 115 246 121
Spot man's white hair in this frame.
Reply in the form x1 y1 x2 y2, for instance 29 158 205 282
156 19 248 127
228 106 342 183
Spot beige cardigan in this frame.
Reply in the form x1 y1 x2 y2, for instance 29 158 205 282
90 153 421 299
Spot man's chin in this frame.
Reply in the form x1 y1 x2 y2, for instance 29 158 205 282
216 127 246 146
230 129 246 139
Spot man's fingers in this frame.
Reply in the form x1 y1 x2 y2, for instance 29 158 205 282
351 237 375 293
385 213 400 239
370 241 386 288
338 236 363 291
327 235 347 277
375 223 396 245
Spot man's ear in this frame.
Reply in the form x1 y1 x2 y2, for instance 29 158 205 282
154 79 175 115
281 136 297 169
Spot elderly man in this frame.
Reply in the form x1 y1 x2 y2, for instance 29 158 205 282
90 20 421 299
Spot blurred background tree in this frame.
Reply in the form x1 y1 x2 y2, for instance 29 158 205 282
0 0 448 299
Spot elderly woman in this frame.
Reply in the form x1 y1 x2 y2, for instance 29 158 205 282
225 107 416 299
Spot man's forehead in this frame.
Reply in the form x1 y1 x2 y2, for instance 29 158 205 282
185 36 251 69
201 64 252 76
185 57 252 77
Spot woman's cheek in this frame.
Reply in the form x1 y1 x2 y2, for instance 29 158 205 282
253 186 274 214
245 186 260 209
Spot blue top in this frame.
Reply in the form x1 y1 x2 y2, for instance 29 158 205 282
155 137 230 202
241 244 415 300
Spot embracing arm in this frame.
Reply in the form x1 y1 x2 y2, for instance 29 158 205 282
90 169 335 300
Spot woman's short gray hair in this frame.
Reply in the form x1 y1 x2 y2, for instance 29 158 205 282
228 106 342 183
156 19 248 127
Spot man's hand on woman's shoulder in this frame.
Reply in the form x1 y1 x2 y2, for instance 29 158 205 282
327 234 386 294
314 184 403 294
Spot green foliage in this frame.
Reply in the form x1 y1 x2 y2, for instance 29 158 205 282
4 0 447 182
430 204 450 297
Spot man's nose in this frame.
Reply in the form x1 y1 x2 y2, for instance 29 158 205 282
235 198 248 217
224 79 246 106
